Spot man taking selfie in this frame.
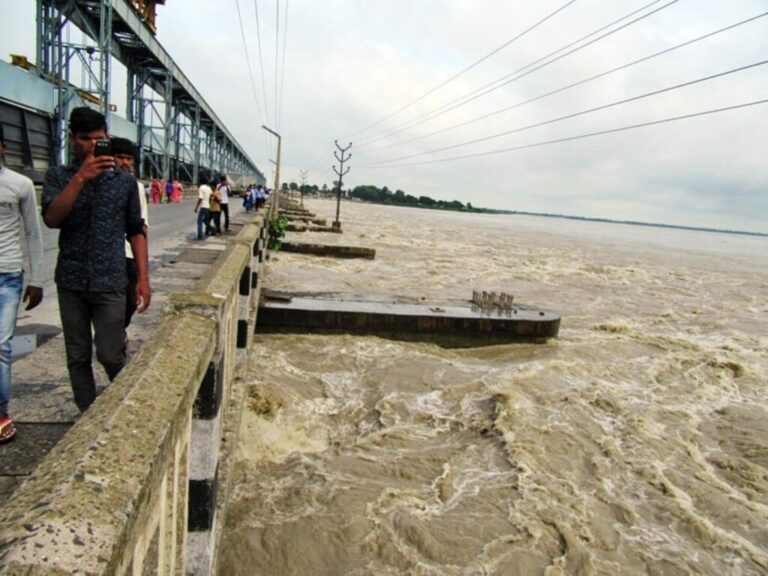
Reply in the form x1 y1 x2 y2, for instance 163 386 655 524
42 107 150 412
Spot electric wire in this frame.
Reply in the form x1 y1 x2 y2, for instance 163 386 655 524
278 0 289 132
363 98 768 169
274 0 280 132
356 0 677 149
233 0 270 158
254 0 273 132
348 0 577 139
363 11 768 155
367 59 768 165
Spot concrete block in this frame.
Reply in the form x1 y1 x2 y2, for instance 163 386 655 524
186 519 217 576
189 415 222 481
280 241 375 259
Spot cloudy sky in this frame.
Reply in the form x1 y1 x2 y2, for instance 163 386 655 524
2 1 767 232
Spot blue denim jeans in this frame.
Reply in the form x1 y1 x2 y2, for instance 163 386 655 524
0 271 23 416
197 208 210 239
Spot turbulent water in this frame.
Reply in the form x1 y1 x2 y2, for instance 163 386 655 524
219 200 768 575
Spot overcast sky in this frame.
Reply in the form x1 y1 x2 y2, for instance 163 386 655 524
2 1 766 232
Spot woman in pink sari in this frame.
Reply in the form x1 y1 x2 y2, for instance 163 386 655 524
172 180 183 202
150 179 161 204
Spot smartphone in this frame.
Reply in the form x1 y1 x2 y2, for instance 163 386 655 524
94 139 112 157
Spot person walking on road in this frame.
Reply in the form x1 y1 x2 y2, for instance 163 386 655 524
42 107 150 413
0 124 44 442
195 177 213 239
209 183 223 236
111 137 149 348
217 174 231 232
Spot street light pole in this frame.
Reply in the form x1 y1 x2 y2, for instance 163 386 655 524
262 125 281 224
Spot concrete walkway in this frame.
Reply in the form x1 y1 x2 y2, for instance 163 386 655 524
0 215 250 498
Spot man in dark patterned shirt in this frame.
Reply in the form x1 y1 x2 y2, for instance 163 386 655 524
42 107 150 412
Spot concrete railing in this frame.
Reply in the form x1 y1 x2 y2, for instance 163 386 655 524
0 214 267 575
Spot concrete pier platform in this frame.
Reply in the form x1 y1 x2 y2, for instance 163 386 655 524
280 242 376 259
257 292 560 345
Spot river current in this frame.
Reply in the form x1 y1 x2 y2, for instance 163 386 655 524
219 199 767 575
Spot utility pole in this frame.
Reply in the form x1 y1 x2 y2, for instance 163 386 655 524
299 169 308 207
332 140 351 230
262 125 281 224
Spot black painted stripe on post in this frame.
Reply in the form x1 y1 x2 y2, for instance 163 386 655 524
188 468 219 532
239 265 251 296
193 356 224 420
237 320 248 348
251 270 258 290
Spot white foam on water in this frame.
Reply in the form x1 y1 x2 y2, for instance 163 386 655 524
219 200 768 576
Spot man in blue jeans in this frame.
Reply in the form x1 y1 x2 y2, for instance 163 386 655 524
0 124 44 442
194 176 213 239
42 107 150 413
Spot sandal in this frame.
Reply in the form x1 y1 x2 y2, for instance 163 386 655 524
0 415 17 443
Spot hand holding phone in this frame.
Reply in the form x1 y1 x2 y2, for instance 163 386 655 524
94 139 112 157
77 138 115 182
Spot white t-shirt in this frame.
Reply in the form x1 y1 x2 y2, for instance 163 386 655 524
125 180 149 259
0 166 44 286
198 184 212 209
218 184 230 204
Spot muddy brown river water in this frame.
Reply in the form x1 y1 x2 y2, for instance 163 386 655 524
219 199 767 575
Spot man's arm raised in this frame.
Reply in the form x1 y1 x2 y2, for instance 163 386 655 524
43 154 114 228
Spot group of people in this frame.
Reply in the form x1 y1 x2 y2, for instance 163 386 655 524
194 174 231 239
149 178 183 204
243 183 269 211
0 107 150 443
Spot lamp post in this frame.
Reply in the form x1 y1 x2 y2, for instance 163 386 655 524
262 125 281 224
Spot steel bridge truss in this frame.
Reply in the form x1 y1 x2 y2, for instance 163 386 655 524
36 0 263 184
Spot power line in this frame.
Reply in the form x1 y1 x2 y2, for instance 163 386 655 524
356 0 677 149
348 0 577 139
278 0 289 131
364 11 768 155
369 60 768 164
362 98 768 169
254 0 273 132
274 0 280 132
233 0 269 158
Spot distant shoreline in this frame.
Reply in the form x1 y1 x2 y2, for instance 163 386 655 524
326 194 767 238
481 209 768 238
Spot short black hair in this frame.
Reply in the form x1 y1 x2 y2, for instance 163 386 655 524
219 174 227 182
111 137 135 156
0 123 5 145
69 106 107 134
